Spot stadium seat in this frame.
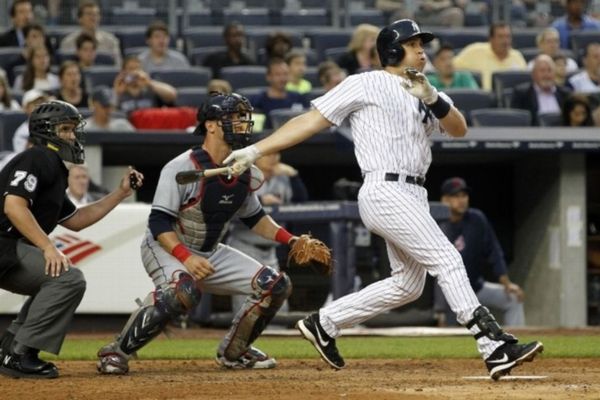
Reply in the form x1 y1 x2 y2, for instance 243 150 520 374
348 9 385 26
324 46 347 62
110 8 157 26
56 50 116 66
443 89 496 125
471 108 532 127
308 30 352 61
304 66 320 87
256 47 318 66
85 66 121 90
270 108 306 129
174 87 208 107
179 10 213 27
520 48 540 63
435 30 487 49
306 87 326 101
512 30 538 49
220 65 267 89
570 31 600 55
122 47 146 57
0 111 27 151
0 47 24 75
237 86 267 99
184 29 226 53
189 46 227 66
539 112 563 127
151 67 212 88
491 70 531 105
246 29 303 54
223 8 270 26
281 9 329 26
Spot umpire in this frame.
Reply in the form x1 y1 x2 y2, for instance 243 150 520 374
0 100 143 379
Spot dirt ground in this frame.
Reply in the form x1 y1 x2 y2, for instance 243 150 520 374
1 358 599 400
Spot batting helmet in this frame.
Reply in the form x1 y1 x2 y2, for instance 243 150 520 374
376 19 435 67
193 92 254 149
29 100 86 164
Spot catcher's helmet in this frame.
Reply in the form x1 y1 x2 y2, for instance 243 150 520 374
376 19 435 67
29 100 86 164
193 92 254 149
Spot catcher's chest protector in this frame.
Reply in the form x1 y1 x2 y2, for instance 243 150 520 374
177 148 251 252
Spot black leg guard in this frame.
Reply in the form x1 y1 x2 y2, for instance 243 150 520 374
466 306 518 343
219 266 292 361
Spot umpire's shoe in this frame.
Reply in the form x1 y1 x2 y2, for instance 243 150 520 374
0 349 58 379
216 346 276 369
296 313 345 369
485 341 544 380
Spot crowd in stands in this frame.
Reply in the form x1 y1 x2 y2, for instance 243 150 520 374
1 0 600 151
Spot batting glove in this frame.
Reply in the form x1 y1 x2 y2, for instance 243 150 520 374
402 67 439 105
223 144 261 176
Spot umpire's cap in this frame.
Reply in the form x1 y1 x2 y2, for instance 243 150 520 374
376 19 435 67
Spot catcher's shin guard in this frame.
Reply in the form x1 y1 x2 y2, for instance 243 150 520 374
116 271 201 355
219 266 292 361
466 306 518 343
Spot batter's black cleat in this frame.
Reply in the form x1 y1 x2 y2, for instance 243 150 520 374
296 313 345 370
0 331 15 362
485 341 544 380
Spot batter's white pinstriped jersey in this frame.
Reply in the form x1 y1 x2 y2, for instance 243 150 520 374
311 70 502 360
312 70 451 177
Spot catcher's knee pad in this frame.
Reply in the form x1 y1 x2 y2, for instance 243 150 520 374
465 306 518 343
221 267 291 361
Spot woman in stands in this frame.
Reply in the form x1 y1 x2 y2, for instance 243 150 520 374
336 24 380 75
562 94 594 127
12 45 59 92
54 61 87 109
0 75 21 111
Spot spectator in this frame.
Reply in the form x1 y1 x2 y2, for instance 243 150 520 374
552 0 600 49
85 86 135 132
223 151 308 317
0 0 33 48
511 55 571 126
66 164 103 207
428 44 479 90
12 89 51 152
375 0 464 27
203 22 254 78
265 32 293 63
114 55 177 114
433 177 525 327
337 24 380 75
75 32 99 69
567 43 600 93
207 79 232 95
454 23 527 91
13 45 60 92
285 50 312 94
317 61 346 92
54 61 87 108
561 94 594 126
553 54 570 86
5 23 53 84
0 75 21 111
249 58 309 129
59 0 122 67
138 21 189 72
527 28 578 73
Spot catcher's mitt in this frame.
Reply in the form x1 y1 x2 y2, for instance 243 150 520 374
287 234 333 276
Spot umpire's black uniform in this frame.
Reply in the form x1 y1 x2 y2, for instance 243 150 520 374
0 145 86 356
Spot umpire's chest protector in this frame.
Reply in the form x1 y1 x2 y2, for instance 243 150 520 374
176 148 251 252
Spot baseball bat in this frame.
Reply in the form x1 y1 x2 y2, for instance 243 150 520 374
175 166 232 184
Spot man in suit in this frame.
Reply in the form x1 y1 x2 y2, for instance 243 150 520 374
0 0 33 48
511 55 571 126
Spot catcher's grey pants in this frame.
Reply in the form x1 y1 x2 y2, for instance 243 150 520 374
434 281 525 327
0 239 86 354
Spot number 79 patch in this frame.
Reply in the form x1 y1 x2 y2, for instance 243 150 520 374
10 170 38 192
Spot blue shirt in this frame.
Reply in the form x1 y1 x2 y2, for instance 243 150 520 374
250 91 309 129
438 208 507 293
552 16 600 48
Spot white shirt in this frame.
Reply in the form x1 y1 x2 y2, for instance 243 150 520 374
568 70 600 93
12 121 29 152
534 84 561 115
311 70 447 177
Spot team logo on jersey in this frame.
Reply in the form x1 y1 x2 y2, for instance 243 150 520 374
53 233 102 264
219 194 235 205
418 101 433 125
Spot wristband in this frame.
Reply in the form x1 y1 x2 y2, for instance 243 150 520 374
275 228 294 245
427 95 451 119
171 243 192 263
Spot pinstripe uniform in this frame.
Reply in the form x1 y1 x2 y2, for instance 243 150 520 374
311 70 501 358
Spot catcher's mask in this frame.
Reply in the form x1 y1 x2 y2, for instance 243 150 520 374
29 100 86 164
193 92 254 150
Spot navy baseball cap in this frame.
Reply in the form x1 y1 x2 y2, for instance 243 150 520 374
441 177 471 195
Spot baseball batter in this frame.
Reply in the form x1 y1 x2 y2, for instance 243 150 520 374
97 93 302 374
223 19 543 380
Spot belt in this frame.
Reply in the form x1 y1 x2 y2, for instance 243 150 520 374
384 173 426 186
